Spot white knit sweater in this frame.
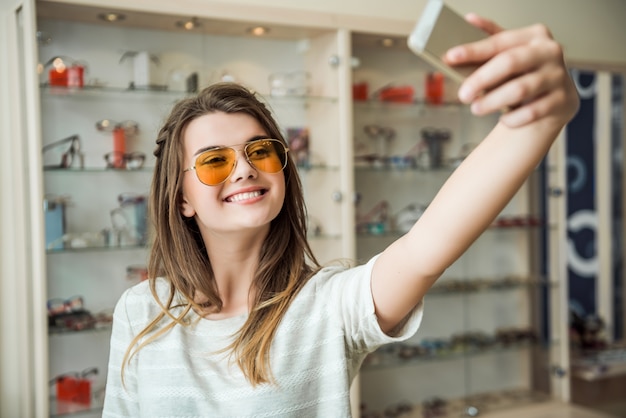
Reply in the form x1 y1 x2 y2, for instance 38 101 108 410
102 255 423 418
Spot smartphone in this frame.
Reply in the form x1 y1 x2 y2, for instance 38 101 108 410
407 0 487 84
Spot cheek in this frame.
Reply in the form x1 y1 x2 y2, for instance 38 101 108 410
180 177 224 219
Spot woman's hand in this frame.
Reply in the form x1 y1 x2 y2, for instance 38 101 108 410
443 13 579 128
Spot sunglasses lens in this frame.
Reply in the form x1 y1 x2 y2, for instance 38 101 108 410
195 147 237 185
105 151 124 168
246 140 287 173
66 296 84 311
47 298 66 315
126 153 145 170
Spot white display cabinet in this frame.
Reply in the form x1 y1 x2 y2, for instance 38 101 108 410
32 2 352 416
351 32 569 417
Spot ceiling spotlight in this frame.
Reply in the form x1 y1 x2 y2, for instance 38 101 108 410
98 12 125 23
380 38 395 47
176 17 202 30
248 26 269 36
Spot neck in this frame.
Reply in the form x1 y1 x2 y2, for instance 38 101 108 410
198 228 267 318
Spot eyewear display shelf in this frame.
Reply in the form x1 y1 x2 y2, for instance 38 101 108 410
41 78 160 418
351 33 567 418
36 3 349 417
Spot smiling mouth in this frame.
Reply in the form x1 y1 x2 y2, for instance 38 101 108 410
226 189 266 203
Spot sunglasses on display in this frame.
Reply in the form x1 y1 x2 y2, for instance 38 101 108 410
42 134 84 169
104 151 146 169
184 138 289 186
47 295 84 317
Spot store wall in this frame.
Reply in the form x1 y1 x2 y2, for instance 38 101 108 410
201 0 626 69
566 71 600 324
565 70 624 341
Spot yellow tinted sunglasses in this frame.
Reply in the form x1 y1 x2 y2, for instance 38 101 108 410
184 138 289 186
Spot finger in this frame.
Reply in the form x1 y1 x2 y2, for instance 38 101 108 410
498 87 568 128
500 72 579 128
464 13 504 35
470 67 558 116
445 24 553 67
459 39 562 103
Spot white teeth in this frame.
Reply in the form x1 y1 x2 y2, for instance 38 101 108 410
228 190 262 202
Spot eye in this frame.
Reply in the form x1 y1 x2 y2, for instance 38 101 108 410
247 142 273 160
198 150 231 167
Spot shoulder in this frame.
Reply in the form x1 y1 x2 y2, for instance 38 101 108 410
114 277 177 325
304 255 379 296
289 255 380 320
122 277 173 304
300 255 425 347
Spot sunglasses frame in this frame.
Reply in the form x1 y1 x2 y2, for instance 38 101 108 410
42 134 84 170
184 138 289 186
104 151 146 170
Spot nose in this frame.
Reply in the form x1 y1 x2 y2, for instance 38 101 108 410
229 148 258 182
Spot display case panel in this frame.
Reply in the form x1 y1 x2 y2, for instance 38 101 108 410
351 31 566 417
37 4 349 415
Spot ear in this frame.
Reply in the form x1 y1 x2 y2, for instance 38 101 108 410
179 193 196 218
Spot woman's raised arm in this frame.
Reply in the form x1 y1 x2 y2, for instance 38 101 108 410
371 17 580 334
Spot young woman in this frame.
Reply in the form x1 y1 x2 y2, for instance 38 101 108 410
103 15 579 417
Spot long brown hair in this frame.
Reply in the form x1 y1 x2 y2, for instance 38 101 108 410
121 82 320 386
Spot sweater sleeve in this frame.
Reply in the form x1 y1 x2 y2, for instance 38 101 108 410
102 288 140 417
325 254 424 354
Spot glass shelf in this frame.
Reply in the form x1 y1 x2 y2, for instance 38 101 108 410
362 338 553 372
46 243 147 254
40 84 338 104
297 164 341 172
353 98 464 110
43 167 154 173
361 388 551 418
48 324 112 336
354 163 456 173
354 163 555 174
40 83 188 98
357 223 554 239
50 397 104 418
264 94 338 105
307 232 341 240
428 278 558 296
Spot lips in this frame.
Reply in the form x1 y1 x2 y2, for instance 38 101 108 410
225 189 266 203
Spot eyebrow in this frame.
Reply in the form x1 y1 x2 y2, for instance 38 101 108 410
193 135 271 156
